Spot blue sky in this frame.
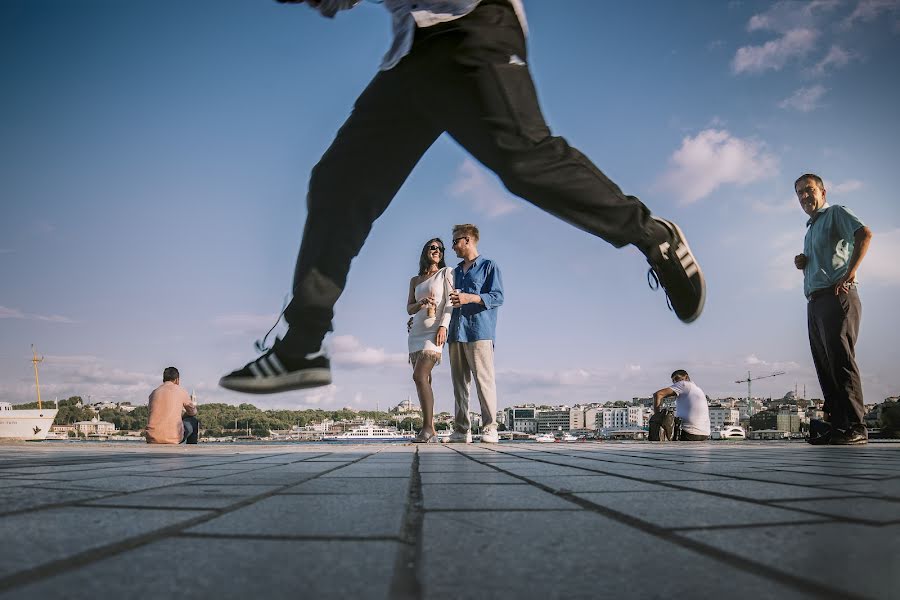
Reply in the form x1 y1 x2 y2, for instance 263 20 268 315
2 0 899 414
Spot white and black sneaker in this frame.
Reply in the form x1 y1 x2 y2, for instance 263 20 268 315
219 344 331 394
646 217 705 323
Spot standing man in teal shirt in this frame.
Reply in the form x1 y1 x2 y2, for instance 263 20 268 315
794 174 873 445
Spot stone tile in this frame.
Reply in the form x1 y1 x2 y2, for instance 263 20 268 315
417 462 497 473
188 494 405 538
280 477 409 498
421 483 577 510
84 484 279 509
320 465 411 478
422 511 812 599
573 490 815 529
677 522 900 599
526 475 669 493
419 472 521 484
0 506 209 579
737 471 868 486
0 479 41 489
0 486 115 514
61 475 201 492
670 479 867 500
771 497 900 523
814 479 900 498
0 539 400 600
490 463 591 477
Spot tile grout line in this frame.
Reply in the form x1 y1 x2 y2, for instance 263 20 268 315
447 444 862 600
0 450 378 594
388 447 424 600
469 445 894 523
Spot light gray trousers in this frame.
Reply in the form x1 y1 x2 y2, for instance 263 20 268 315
449 340 497 432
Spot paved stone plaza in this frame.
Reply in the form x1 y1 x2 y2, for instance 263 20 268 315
0 440 897 599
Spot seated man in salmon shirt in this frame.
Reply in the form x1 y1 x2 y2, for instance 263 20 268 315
146 367 199 444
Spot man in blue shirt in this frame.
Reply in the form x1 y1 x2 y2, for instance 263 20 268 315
794 173 873 445
220 0 706 395
446 224 502 443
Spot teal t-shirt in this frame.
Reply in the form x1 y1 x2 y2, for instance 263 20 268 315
802 204 865 298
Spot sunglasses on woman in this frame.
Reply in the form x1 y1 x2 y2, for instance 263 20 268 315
427 245 444 252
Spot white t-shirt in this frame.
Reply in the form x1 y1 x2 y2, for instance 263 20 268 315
672 380 710 436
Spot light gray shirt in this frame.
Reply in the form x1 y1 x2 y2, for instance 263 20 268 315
313 0 528 70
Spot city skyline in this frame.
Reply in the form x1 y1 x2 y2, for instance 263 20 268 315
2 1 899 413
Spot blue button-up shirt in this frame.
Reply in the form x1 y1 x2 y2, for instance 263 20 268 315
313 0 528 71
448 256 503 343
803 203 866 298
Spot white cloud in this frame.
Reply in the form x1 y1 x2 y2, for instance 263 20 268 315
447 158 519 218
656 129 779 204
747 1 841 33
0 305 77 323
329 335 407 369
811 45 854 75
843 0 900 28
751 196 796 214
778 84 827 112
829 179 864 194
732 28 818 74
860 227 900 286
0 354 159 406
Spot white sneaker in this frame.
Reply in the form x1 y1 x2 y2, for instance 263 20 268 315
446 430 472 443
481 425 499 444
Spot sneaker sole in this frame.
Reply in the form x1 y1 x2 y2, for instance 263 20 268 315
218 369 332 394
656 218 706 323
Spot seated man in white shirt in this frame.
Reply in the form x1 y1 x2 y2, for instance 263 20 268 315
652 370 710 441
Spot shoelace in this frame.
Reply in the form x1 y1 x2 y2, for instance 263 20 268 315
254 294 291 353
646 268 673 312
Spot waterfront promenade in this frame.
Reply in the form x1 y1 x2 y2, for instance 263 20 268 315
0 440 897 599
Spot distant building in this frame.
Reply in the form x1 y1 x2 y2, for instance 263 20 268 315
776 408 802 433
74 418 115 435
391 398 420 415
709 405 741 431
537 407 571 433
597 407 643 430
503 406 538 434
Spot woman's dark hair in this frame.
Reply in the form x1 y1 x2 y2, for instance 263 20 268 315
418 238 446 276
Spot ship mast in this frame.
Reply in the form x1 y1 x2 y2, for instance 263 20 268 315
31 345 44 410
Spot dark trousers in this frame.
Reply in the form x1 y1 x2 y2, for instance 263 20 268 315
807 288 864 430
181 416 200 444
649 411 675 441
282 0 659 347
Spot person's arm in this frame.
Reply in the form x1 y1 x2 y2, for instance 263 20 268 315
653 387 676 414
183 394 198 418
834 225 873 294
435 268 453 346
478 262 504 309
407 277 428 315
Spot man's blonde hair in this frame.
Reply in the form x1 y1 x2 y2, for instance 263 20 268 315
452 223 480 243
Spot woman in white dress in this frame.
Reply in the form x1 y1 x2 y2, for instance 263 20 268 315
406 238 454 443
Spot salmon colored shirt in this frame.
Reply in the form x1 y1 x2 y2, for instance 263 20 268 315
146 381 197 444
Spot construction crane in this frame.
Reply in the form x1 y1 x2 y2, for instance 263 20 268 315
736 370 785 416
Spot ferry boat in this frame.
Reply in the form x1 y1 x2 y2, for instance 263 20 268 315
323 420 416 441
711 425 746 440
534 433 556 443
0 402 58 440
0 346 58 440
